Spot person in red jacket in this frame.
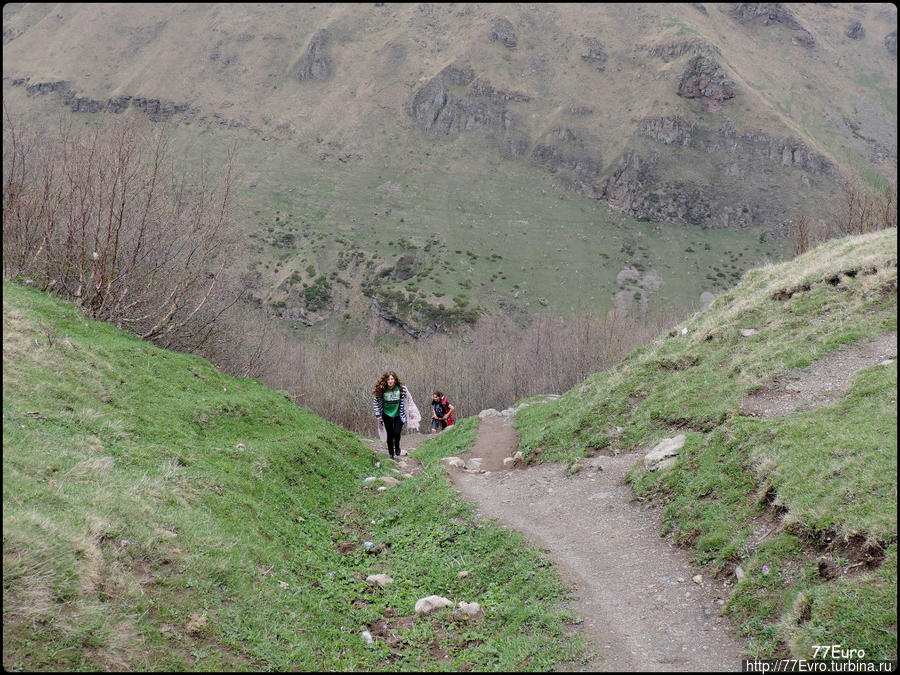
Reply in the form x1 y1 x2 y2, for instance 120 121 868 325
430 391 455 434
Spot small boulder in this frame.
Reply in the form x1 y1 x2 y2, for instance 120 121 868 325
415 595 454 615
379 476 400 486
453 601 485 620
366 573 394 588
440 456 467 469
643 434 686 471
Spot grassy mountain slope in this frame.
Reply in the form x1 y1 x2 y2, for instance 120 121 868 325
2 282 584 671
3 3 896 336
515 228 897 658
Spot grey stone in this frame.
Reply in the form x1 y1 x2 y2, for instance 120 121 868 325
366 573 394 588
643 434 686 471
415 595 454 615
453 601 485 619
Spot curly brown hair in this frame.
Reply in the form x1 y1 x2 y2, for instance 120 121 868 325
372 371 404 397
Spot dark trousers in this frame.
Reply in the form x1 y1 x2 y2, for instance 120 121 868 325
384 414 403 456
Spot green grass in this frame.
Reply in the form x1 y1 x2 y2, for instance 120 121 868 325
176 123 788 339
2 282 586 671
513 229 898 659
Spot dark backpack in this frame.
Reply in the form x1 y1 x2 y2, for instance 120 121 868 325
441 397 455 425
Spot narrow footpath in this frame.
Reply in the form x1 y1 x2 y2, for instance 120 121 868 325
448 413 746 672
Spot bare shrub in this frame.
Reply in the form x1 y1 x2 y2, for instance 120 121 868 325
3 106 241 351
791 178 897 256
259 305 683 436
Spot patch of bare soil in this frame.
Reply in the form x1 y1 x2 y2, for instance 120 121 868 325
450 414 745 672
739 331 896 418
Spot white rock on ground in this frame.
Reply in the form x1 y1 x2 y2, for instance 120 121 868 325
453 601 484 620
361 630 374 644
440 456 466 469
478 408 499 418
379 476 400 486
366 574 393 588
414 595 454 615
643 434 686 471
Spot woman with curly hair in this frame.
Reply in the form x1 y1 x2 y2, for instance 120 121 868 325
372 371 408 459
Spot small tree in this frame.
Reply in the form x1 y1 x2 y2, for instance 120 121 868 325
3 106 241 351
791 178 897 257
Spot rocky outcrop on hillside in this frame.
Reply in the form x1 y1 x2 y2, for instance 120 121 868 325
846 21 865 40
602 150 713 227
646 38 721 62
489 17 517 48
408 64 531 159
724 3 815 47
408 69 468 138
599 116 836 229
530 127 604 197
636 116 833 176
369 298 427 340
6 76 297 139
11 78 201 123
676 55 736 109
295 29 332 82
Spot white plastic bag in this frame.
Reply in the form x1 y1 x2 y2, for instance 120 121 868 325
376 418 387 443
406 389 421 431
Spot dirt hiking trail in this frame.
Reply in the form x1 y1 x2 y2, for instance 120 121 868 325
448 414 744 672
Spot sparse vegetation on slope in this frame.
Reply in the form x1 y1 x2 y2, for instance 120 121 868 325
514 229 897 659
2 282 585 671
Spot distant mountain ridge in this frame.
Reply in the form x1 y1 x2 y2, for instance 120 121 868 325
4 3 896 228
3 3 897 336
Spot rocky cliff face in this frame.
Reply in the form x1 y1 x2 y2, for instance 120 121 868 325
408 64 531 159
295 29 332 82
599 116 836 229
530 127 604 198
676 55 736 110
725 3 815 47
